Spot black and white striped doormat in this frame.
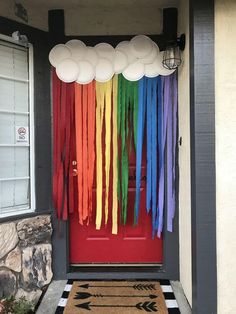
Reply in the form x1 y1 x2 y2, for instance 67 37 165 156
55 280 180 314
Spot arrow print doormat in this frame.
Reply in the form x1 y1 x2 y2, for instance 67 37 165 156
55 280 180 313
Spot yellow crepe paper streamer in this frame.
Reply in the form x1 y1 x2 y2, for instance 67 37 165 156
95 82 105 230
112 75 118 234
96 79 116 230
104 80 112 225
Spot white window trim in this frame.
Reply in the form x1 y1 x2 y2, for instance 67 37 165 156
0 34 35 218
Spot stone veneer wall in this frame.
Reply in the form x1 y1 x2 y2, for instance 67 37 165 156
0 215 53 305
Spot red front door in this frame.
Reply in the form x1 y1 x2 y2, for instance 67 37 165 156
69 144 163 264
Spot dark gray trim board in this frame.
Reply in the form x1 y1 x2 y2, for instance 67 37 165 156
190 0 217 313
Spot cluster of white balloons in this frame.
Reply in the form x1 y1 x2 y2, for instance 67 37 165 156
49 35 176 84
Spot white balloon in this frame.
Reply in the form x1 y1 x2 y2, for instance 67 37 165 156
122 60 145 81
116 40 129 50
145 62 160 78
94 43 115 63
156 51 176 76
49 35 176 84
116 41 137 64
49 44 71 67
145 51 176 77
144 55 162 78
95 58 114 82
158 67 176 76
65 39 87 62
56 58 80 83
76 60 95 85
66 39 86 50
139 41 159 65
84 47 99 67
113 50 128 74
130 35 153 59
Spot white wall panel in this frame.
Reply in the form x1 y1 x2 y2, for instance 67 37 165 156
215 1 236 313
0 0 178 35
178 0 192 306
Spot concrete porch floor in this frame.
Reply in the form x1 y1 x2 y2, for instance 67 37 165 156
36 280 192 314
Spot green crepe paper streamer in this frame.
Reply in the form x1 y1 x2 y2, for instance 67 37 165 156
121 76 128 224
126 80 133 153
117 75 125 219
117 75 139 225
122 149 129 224
125 79 129 139
125 80 138 152
117 75 122 135
121 75 126 150
117 75 122 201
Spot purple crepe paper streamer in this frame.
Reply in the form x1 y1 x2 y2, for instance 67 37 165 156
167 73 178 232
157 76 170 237
157 73 178 236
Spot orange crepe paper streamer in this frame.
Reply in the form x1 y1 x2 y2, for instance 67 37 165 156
82 85 89 221
74 83 83 224
75 82 96 225
87 81 96 221
112 75 118 234
95 82 105 230
104 80 112 225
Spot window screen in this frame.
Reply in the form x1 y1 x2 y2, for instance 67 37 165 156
0 38 35 217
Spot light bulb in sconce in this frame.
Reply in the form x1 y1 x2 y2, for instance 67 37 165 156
162 34 185 70
162 45 182 70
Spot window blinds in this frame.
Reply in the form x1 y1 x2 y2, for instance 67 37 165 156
0 39 33 217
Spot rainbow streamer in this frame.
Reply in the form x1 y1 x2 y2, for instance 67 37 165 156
104 80 112 225
112 75 118 234
146 77 159 236
95 82 105 230
74 82 96 224
134 77 146 225
95 80 113 229
87 81 96 221
58 71 178 238
117 75 139 225
82 85 88 221
74 84 83 224
167 73 178 232
156 74 178 237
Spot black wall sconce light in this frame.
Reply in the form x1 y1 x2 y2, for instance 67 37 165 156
162 8 186 70
162 34 185 70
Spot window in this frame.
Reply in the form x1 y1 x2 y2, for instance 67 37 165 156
0 34 35 218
